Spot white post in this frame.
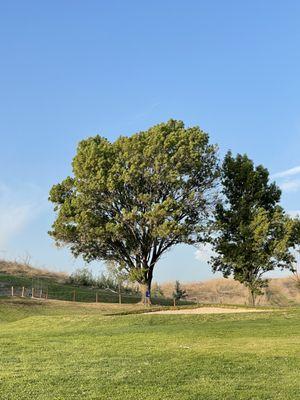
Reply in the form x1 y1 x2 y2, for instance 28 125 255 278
11 286 14 297
21 287 25 297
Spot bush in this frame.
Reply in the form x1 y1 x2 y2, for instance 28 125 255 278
68 267 140 295
68 267 93 286
172 280 187 302
95 273 118 291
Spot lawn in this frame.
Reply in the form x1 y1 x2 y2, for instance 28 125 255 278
0 298 299 400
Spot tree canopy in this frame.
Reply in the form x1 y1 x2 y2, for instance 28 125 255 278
49 120 219 301
211 152 299 304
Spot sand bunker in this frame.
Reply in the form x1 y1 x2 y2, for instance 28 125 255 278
148 307 272 315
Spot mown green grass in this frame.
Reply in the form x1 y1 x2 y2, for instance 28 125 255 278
0 298 299 399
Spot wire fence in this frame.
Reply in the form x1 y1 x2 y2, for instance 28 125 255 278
0 285 143 304
0 285 185 305
0 273 195 306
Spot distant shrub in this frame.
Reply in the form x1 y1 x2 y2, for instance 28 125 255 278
68 267 94 286
95 273 118 291
68 267 140 295
172 280 187 304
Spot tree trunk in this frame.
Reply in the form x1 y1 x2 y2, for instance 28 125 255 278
140 280 152 306
249 288 256 306
138 264 154 305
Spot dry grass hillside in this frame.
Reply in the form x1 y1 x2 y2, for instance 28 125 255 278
1 259 300 306
160 276 300 306
0 259 67 283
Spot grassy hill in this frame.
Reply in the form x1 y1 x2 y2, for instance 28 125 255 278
0 297 299 399
0 259 142 303
161 276 300 306
1 259 300 306
0 260 177 305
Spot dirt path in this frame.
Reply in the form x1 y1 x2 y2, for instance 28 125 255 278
148 307 273 315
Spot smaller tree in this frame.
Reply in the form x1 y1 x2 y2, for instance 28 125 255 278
211 152 299 305
172 280 187 306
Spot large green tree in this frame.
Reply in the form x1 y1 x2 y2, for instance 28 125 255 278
211 152 299 305
49 120 219 302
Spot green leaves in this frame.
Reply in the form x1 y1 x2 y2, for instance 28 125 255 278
211 152 298 303
172 280 187 302
49 120 219 287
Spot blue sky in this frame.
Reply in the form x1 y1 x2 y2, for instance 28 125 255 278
0 1 299 282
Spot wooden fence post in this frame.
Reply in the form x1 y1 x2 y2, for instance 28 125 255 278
11 286 14 297
21 287 25 297
45 289 48 300
118 282 122 304
32 287 34 298
96 292 98 303
40 289 42 299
